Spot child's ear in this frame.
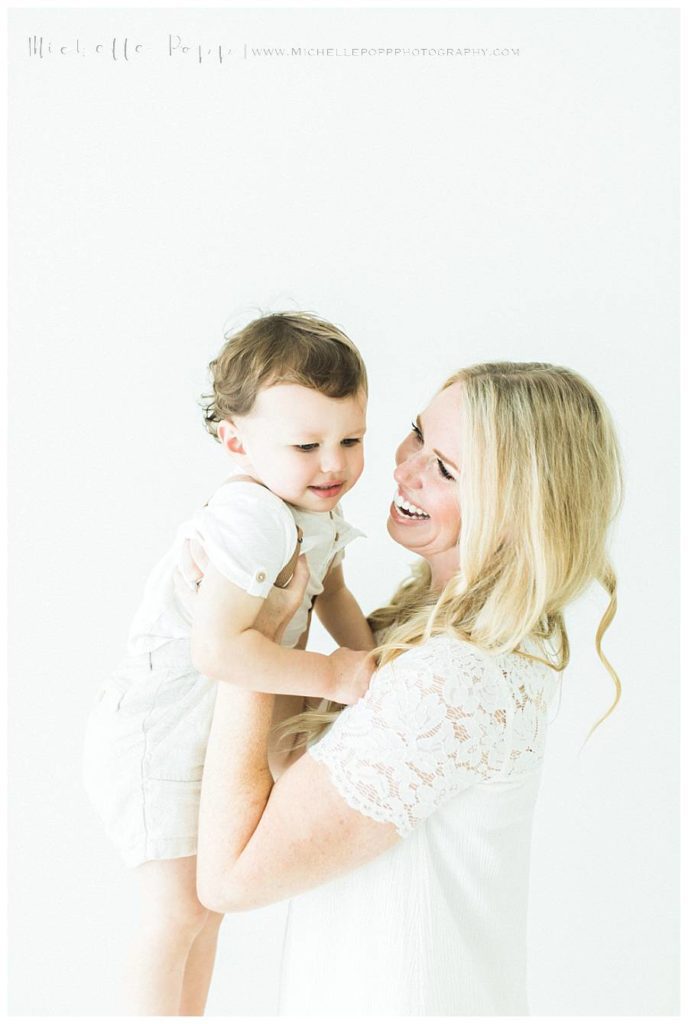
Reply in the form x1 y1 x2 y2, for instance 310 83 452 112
217 419 246 456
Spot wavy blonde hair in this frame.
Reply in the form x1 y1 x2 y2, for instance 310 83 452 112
280 361 623 749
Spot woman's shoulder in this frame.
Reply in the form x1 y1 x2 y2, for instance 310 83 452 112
372 635 506 711
379 634 558 718
407 631 556 678
383 635 556 778
383 633 500 678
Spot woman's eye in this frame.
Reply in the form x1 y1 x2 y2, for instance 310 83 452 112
411 421 423 443
437 459 455 481
341 438 361 447
295 443 319 452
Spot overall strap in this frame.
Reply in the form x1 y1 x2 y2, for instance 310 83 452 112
274 526 304 589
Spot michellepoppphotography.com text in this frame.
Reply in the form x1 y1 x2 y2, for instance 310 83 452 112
26 34 521 65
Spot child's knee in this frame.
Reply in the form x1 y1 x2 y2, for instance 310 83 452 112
141 894 211 938
136 856 212 937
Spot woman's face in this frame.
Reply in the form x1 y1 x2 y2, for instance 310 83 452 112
388 381 464 588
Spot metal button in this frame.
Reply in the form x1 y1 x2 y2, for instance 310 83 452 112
256 571 267 582
334 532 339 542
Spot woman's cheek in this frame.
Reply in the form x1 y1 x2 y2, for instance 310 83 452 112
437 490 462 541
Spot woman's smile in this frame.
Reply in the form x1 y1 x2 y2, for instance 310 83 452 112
386 382 464 587
390 489 431 521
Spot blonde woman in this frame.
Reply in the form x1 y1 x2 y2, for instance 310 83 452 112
196 362 622 1016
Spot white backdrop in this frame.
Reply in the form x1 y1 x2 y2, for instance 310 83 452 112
8 3 679 1016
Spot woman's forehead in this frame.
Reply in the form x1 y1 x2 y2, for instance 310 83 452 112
419 383 464 463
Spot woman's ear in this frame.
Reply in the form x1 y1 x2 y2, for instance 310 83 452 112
217 419 246 456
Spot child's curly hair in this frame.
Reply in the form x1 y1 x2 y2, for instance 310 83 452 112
202 311 368 439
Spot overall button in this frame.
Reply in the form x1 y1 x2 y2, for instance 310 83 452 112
256 571 267 583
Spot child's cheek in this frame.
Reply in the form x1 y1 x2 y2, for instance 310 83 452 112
286 454 309 489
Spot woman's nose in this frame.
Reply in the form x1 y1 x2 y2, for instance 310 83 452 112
394 450 423 490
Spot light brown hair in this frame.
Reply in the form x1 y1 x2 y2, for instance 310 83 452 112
202 311 367 438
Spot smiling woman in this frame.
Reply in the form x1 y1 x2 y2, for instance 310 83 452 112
196 361 623 1016
388 383 465 589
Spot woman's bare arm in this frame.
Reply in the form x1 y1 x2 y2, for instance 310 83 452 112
196 556 396 912
196 683 398 913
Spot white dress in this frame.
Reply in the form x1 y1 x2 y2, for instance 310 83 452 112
278 635 559 1016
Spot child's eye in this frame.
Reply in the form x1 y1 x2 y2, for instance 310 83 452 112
341 438 361 447
411 421 423 443
437 459 455 481
294 443 319 452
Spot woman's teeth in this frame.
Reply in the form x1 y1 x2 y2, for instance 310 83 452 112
394 491 430 519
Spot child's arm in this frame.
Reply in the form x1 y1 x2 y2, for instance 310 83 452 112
314 562 376 651
190 561 372 705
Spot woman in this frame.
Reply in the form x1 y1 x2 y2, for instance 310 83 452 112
196 362 622 1015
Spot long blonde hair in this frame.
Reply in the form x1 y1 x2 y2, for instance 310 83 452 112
280 362 622 749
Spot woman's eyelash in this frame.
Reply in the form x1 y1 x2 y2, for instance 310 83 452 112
411 422 454 481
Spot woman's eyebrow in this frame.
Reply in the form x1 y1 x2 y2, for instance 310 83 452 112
417 413 459 472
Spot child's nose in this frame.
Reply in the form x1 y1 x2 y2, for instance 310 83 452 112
320 446 345 475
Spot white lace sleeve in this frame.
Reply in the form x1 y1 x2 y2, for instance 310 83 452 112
308 636 512 837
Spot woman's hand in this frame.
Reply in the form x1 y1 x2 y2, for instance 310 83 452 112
253 554 310 644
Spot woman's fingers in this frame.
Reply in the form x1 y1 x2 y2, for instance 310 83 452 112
254 556 310 642
279 554 310 618
288 555 310 597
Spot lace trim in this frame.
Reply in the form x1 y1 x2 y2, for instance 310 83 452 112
309 743 411 835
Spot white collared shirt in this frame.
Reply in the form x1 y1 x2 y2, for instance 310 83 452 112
127 478 363 654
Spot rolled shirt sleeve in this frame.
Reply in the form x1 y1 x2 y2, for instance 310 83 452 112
189 481 299 599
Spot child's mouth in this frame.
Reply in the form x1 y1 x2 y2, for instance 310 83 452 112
309 482 344 498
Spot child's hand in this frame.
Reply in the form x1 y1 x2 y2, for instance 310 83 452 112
254 555 310 644
328 647 377 705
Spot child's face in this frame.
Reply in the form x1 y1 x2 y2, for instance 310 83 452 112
219 384 367 512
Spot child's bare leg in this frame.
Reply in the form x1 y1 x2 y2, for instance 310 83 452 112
179 909 224 1015
124 855 212 1015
